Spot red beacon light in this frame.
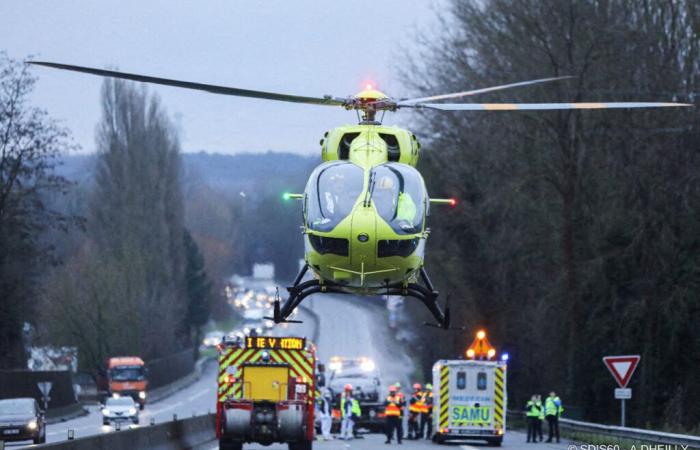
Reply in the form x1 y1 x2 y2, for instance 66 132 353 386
449 198 457 207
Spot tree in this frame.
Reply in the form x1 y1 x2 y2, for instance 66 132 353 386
0 53 76 368
183 229 211 357
41 78 190 366
403 0 700 428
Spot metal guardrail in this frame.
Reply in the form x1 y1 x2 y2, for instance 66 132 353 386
34 413 215 449
559 417 700 449
507 410 700 449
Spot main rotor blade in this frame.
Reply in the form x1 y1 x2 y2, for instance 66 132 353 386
411 101 692 111
397 76 574 105
27 61 347 107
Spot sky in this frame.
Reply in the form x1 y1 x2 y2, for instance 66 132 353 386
0 0 448 155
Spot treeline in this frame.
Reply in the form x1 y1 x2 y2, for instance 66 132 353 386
0 53 213 370
41 77 213 368
404 0 700 431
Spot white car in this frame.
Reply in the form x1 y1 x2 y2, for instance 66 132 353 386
202 331 224 347
102 396 139 425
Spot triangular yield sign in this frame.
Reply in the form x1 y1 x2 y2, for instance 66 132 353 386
602 355 640 388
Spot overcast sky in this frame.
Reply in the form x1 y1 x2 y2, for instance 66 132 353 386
0 0 448 155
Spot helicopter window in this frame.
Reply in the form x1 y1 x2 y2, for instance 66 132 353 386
306 162 364 232
378 238 419 258
379 133 401 162
338 132 360 160
370 163 426 234
308 235 349 256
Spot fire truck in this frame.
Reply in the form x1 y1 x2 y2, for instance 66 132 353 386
431 330 508 446
216 335 316 450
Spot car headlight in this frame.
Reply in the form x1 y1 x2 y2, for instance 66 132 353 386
138 391 146 399
102 409 111 416
128 407 137 415
27 419 38 430
360 359 376 372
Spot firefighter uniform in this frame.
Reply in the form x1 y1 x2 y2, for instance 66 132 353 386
544 393 563 443
407 385 424 439
384 390 403 444
419 384 433 439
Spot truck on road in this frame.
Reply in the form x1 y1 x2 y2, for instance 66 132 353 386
216 335 316 450
431 330 508 446
97 356 148 410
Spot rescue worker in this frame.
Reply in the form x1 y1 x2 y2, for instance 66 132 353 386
383 385 402 444
420 383 433 440
535 394 544 442
315 388 333 440
525 395 541 442
340 384 361 440
394 382 406 440
544 391 563 443
407 383 423 439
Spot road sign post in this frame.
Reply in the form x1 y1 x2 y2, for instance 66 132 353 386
603 355 640 427
37 381 53 412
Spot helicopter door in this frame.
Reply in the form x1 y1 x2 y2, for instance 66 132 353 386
370 163 426 235
305 162 364 233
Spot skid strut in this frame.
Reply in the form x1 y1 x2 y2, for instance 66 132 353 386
269 265 450 329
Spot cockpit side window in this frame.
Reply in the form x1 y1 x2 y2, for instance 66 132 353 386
306 162 364 232
370 163 426 234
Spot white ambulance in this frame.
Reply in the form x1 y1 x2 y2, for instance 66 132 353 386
431 358 507 446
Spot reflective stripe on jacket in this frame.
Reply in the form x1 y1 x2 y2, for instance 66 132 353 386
384 395 402 417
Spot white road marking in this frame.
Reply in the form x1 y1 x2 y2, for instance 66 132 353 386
187 388 211 402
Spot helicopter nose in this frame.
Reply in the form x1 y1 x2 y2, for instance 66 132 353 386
350 208 376 278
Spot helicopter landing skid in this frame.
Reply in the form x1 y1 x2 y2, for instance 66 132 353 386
268 264 451 330
382 268 451 329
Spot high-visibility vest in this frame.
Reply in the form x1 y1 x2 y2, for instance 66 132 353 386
396 392 406 417
536 400 544 420
545 396 563 417
384 395 402 417
409 392 423 413
525 400 539 417
341 396 361 418
422 391 433 413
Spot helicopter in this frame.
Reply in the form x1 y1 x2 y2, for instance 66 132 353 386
28 61 689 329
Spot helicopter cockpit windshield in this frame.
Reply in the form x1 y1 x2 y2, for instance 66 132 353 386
306 162 364 232
370 163 426 234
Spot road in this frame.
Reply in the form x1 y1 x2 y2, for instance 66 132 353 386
13 294 572 450
9 361 218 448
199 431 569 450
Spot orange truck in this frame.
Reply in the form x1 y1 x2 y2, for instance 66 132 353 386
216 336 316 450
97 356 148 410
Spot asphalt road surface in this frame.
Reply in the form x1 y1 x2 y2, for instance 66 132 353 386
199 430 571 450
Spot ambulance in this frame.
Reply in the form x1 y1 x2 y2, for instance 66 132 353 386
431 330 507 446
